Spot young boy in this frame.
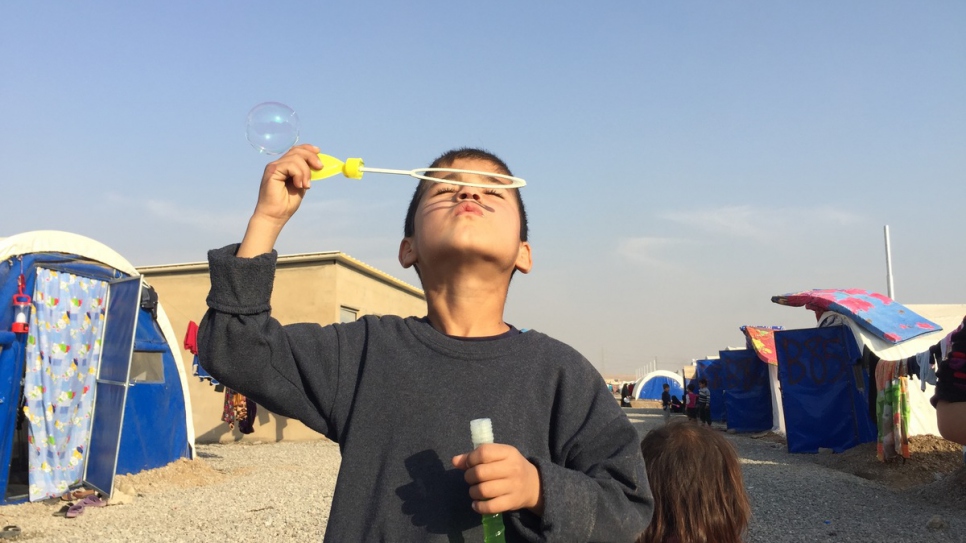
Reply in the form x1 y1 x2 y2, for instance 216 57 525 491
198 144 653 541
697 379 712 427
660 383 671 424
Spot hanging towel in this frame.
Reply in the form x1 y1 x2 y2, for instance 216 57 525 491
875 360 910 462
183 321 199 355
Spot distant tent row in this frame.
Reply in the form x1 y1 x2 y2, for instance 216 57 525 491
692 289 964 455
0 231 194 504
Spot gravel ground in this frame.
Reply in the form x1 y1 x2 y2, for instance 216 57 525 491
1 408 963 542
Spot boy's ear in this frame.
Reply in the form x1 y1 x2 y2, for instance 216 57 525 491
399 237 417 269
514 241 533 274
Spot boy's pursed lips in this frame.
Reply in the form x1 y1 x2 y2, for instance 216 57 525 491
455 202 486 216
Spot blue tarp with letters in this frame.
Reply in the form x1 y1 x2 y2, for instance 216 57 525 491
774 325 877 453
719 349 773 433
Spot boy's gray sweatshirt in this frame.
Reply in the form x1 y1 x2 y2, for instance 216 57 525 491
198 245 653 542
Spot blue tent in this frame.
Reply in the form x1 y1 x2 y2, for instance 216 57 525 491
695 358 727 422
633 370 684 401
0 231 194 504
773 325 876 453
719 349 773 433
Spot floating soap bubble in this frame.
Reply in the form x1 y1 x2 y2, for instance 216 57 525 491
246 102 300 155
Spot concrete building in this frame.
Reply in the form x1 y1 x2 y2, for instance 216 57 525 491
138 251 426 443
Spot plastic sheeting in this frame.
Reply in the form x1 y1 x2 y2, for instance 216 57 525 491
774 326 877 453
116 308 191 475
720 349 773 433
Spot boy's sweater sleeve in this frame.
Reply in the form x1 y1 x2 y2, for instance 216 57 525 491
196 244 352 439
508 381 653 542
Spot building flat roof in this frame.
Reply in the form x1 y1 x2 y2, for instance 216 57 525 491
137 251 424 299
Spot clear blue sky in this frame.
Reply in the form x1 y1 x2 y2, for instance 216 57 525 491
2 2 964 376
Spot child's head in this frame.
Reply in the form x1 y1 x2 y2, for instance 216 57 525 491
637 420 750 543
399 148 531 282
699 378 708 388
663 384 670 391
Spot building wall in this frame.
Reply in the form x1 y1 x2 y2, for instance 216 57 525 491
140 256 425 444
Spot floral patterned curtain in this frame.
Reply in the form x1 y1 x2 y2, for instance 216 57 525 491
22 268 108 501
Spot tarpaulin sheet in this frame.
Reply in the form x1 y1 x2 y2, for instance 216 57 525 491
695 358 726 422
774 325 877 453
772 289 939 344
720 349 773 433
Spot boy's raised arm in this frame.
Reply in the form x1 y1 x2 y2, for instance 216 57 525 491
197 143 343 437
237 144 323 258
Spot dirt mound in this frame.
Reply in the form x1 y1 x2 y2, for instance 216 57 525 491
805 434 964 490
115 457 227 495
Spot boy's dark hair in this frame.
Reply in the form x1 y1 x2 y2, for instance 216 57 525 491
637 420 751 543
699 379 708 386
663 384 670 389
403 148 528 242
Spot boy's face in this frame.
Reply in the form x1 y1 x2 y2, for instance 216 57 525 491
398 157 532 280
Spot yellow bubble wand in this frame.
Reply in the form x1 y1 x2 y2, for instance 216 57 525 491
309 154 526 189
246 103 526 190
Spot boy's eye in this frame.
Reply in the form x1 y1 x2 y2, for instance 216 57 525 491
433 186 458 196
483 188 505 198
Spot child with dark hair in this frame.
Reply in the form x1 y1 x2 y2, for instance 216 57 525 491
198 144 653 541
697 379 712 427
637 420 751 543
670 395 683 414
685 384 698 422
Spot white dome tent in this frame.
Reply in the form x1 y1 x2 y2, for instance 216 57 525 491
632 370 685 401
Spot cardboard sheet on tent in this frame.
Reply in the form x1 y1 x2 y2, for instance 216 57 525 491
772 289 939 344
633 370 684 401
742 326 781 365
695 358 726 422
719 349 772 433
774 325 877 454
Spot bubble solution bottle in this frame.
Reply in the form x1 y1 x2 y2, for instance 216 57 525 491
470 418 506 543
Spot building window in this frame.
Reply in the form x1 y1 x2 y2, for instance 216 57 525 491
129 351 165 383
340 306 358 323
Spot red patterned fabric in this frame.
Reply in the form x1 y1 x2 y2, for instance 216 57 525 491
742 326 779 365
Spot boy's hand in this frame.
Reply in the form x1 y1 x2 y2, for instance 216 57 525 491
238 144 323 257
452 444 544 517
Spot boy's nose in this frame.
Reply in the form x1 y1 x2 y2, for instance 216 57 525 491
457 187 481 201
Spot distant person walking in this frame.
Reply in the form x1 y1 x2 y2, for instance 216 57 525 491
698 379 712 427
661 383 672 424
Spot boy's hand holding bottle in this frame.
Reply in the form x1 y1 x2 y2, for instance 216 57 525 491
452 443 545 516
